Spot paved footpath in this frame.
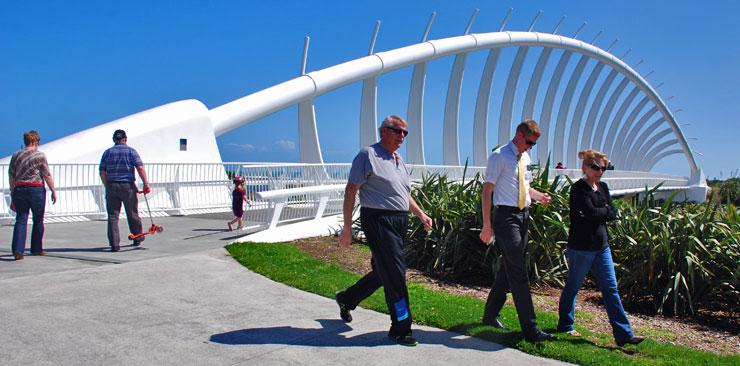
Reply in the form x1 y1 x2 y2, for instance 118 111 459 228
0 214 571 365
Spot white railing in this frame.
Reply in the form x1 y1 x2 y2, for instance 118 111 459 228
0 163 690 228
551 168 689 194
0 163 238 221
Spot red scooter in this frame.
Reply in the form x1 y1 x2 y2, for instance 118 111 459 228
128 189 164 240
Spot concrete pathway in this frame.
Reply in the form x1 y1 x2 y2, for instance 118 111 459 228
0 214 571 365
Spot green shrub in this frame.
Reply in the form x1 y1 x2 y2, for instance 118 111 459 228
718 178 740 206
610 189 740 316
406 165 492 283
405 166 740 317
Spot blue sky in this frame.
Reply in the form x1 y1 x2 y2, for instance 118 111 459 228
1 0 738 179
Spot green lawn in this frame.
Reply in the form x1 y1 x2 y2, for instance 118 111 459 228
226 242 738 366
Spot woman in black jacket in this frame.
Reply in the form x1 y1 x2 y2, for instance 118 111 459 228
556 149 644 347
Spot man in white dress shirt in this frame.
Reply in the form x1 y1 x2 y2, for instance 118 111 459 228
478 119 554 342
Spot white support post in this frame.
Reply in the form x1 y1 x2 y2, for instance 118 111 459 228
268 199 287 230
314 195 330 220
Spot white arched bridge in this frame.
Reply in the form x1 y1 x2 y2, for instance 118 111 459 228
1 10 708 231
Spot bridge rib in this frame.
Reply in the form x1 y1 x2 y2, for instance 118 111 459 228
628 127 673 169
553 55 590 165
644 149 684 171
536 49 573 165
621 110 662 166
567 62 606 168
641 139 679 171
521 47 554 122
603 85 640 157
443 52 469 165
405 12 436 165
592 76 630 151
442 10 478 166
298 100 324 163
407 63 427 164
580 69 618 154
521 17 566 124
208 31 697 173
611 95 650 162
499 45 533 146
359 77 379 148
472 49 501 165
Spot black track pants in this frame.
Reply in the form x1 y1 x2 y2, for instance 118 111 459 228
341 207 411 336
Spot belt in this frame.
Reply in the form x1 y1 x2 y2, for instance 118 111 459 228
360 207 408 216
15 182 43 187
495 205 528 212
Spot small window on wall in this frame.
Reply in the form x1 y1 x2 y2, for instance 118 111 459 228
180 138 187 151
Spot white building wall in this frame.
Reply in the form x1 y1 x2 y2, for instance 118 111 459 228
1 99 222 165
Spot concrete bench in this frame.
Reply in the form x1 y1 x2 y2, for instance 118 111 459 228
256 184 345 229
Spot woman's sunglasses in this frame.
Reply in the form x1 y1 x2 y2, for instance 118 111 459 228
590 164 608 172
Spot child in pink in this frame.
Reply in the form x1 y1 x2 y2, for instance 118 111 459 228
228 176 247 231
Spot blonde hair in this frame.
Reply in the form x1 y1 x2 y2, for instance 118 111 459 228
578 149 608 173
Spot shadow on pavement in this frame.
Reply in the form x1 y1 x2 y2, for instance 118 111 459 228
43 247 112 253
210 318 507 351
183 228 230 240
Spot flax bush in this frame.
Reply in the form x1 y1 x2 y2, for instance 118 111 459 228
406 167 491 283
407 162 572 285
610 188 740 316
406 166 740 317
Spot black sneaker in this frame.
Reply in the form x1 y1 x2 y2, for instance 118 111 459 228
335 291 352 323
389 333 419 347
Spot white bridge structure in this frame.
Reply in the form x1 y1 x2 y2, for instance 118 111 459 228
1 10 708 231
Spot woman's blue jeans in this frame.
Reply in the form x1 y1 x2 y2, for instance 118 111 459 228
11 186 47 254
557 246 634 343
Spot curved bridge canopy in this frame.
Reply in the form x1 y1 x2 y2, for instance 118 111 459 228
209 30 697 175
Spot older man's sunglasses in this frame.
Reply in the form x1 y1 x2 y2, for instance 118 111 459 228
386 126 409 137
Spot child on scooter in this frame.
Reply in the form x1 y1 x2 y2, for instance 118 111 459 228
228 176 248 231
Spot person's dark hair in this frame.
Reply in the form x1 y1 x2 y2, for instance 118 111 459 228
113 129 127 143
23 130 41 146
515 119 541 137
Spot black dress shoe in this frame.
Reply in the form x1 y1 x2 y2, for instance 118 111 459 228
616 336 645 347
335 291 352 323
524 328 555 342
482 316 506 329
111 246 120 252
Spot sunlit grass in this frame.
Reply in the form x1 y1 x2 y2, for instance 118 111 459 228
226 242 738 366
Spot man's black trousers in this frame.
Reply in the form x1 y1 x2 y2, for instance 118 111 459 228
483 206 538 332
341 207 412 337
